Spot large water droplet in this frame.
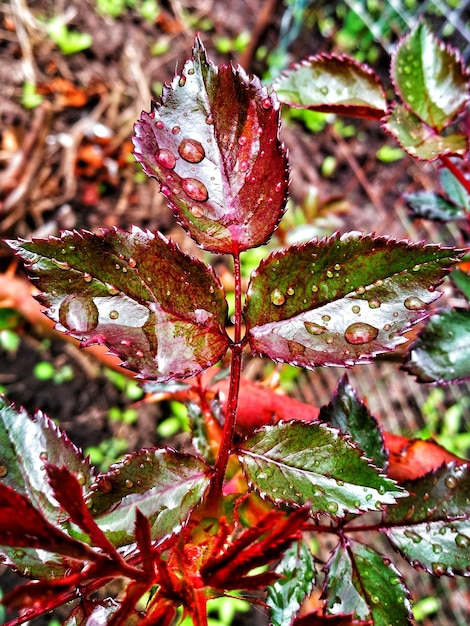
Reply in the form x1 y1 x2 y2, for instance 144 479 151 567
326 501 339 514
270 288 285 306
344 322 379 345
431 562 446 576
445 475 458 489
181 177 209 202
304 321 327 335
59 295 99 333
178 138 205 163
404 296 426 311
156 148 176 169
404 530 422 543
455 534 470 548
0 463 8 478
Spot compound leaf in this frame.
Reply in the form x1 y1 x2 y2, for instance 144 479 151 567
404 308 470 383
87 448 210 547
267 537 316 626
323 540 412 625
237 421 404 516
391 22 469 131
384 462 470 576
383 103 468 161
319 375 386 470
133 37 288 254
244 233 461 369
274 54 387 119
9 227 229 382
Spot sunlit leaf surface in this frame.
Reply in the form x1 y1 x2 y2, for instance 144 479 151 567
245 233 461 369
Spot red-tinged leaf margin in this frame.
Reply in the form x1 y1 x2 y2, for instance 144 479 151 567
133 37 289 254
274 54 387 120
390 21 469 132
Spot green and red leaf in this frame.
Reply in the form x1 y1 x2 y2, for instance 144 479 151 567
87 448 211 547
323 540 412 625
244 233 462 369
391 21 469 131
133 37 288 254
404 308 470 383
274 54 387 120
384 462 470 576
237 421 404 516
9 227 229 381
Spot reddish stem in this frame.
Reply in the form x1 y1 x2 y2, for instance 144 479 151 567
208 252 244 504
440 155 470 195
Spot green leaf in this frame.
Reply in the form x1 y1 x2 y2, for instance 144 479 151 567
384 462 470 576
244 232 462 369
237 421 404 516
267 538 316 626
319 374 387 471
0 398 92 577
404 308 470 383
273 54 387 120
46 18 93 55
323 540 412 625
133 37 288 254
404 190 466 221
9 227 229 382
391 22 469 131
383 103 468 161
451 268 470 301
87 448 210 547
439 166 470 211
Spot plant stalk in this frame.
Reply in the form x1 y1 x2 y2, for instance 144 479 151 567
208 251 243 504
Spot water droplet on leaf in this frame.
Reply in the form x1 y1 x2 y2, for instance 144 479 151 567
181 177 209 202
270 288 285 306
0 463 8 478
404 296 426 311
344 322 378 345
156 148 176 169
455 534 470 548
351 304 361 314
327 501 339 514
432 562 446 576
178 138 205 163
59 295 99 333
445 475 458 489
286 286 295 296
368 298 381 309
83 273 92 283
171 126 180 135
109 310 119 320
304 321 327 335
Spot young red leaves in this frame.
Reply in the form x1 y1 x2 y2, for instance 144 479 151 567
133 37 288 254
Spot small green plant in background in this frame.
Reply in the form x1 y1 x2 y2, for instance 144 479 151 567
45 17 93 55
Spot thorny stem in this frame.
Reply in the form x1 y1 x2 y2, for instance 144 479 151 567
440 155 470 196
208 251 244 505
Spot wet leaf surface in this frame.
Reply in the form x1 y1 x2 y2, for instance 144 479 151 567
323 539 412 625
391 22 469 131
245 232 461 369
9 227 229 381
383 103 468 160
267 537 316 626
384 462 470 576
319 374 387 470
404 308 470 383
237 421 403 516
87 448 210 547
274 54 387 119
133 38 288 254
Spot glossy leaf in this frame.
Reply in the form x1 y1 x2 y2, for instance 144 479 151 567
9 227 229 381
245 232 461 369
267 537 316 626
65 600 142 626
404 308 470 383
404 191 466 222
439 166 470 211
274 54 386 119
133 38 288 254
87 448 210 547
383 103 468 161
237 421 404 516
323 540 412 625
391 22 469 131
384 462 470 576
0 398 93 577
319 374 386 470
